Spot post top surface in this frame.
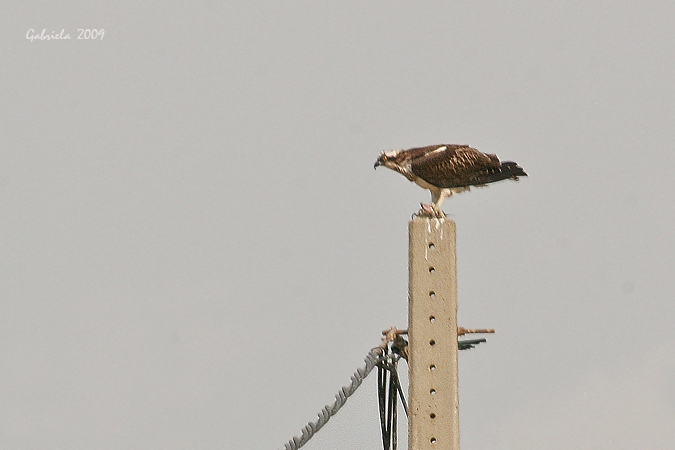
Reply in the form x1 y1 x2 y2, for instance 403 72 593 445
409 216 456 226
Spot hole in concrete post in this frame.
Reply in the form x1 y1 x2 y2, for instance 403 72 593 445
428 266 435 273
429 339 436 346
430 437 437 444
430 413 436 419
429 316 435 322
429 291 435 298
430 389 436 395
429 364 436 371
428 243 435 249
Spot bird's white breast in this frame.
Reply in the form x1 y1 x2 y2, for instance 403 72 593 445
413 177 436 191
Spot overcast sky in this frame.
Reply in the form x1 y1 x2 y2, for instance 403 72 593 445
2 2 675 449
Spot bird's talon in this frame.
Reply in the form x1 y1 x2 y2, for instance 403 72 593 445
415 203 446 219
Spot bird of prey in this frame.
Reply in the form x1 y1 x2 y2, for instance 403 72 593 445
374 144 527 217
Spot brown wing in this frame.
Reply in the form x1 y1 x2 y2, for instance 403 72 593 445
410 145 503 188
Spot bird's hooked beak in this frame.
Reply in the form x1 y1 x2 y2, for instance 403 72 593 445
374 155 385 169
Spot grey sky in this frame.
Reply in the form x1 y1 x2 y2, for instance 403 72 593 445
2 2 674 449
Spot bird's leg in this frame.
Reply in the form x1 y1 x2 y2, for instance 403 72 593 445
416 190 448 218
430 190 449 218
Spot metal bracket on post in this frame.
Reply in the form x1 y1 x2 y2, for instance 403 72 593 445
408 217 459 450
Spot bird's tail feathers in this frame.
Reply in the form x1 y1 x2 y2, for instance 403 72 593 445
472 161 527 185
490 161 527 183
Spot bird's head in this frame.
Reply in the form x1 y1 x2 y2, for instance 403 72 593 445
374 150 399 169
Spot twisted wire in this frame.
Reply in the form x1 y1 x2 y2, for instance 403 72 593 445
281 347 385 450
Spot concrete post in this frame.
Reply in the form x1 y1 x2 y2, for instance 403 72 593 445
408 217 459 450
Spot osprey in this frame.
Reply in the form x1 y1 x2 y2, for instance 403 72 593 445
374 144 527 217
